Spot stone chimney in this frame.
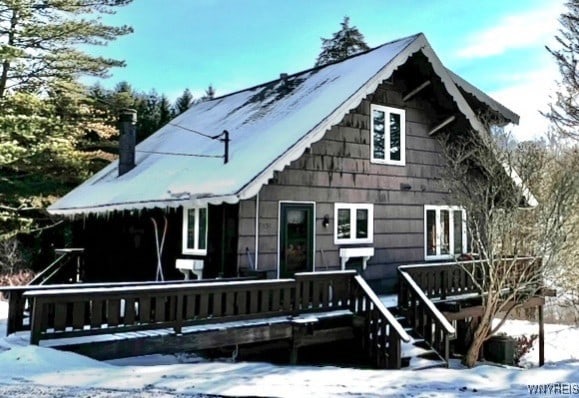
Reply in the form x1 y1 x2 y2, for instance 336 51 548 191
118 108 137 177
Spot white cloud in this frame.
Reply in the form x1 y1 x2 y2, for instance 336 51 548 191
457 3 563 59
490 64 559 141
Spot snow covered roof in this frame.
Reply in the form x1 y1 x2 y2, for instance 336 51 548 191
48 33 519 216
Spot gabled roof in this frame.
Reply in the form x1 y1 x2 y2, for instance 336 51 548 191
48 33 521 216
447 69 519 125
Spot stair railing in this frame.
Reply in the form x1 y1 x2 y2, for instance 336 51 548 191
28 248 84 286
351 275 410 369
398 269 456 366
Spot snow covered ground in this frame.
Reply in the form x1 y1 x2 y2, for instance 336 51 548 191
0 299 578 397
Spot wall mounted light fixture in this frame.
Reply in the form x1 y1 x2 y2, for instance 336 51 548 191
322 214 330 228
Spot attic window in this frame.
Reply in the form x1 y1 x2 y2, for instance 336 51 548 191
182 206 208 255
370 104 406 166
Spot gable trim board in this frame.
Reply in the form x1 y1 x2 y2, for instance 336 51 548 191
48 33 525 217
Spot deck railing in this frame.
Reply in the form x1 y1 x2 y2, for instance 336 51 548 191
25 278 297 344
398 269 456 365
0 277 258 336
351 275 410 369
398 257 539 302
22 271 358 345
18 270 409 369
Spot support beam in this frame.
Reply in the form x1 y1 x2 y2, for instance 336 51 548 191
429 116 456 136
402 80 431 102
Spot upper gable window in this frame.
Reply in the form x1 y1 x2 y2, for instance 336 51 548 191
370 104 406 166
182 206 208 255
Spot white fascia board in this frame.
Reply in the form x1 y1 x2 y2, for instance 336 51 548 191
48 194 241 218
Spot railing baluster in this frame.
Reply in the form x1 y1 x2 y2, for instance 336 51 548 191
124 298 136 325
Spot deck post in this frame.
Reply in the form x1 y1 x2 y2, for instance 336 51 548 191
29 297 43 345
538 304 544 367
289 324 304 365
174 293 184 335
6 290 24 336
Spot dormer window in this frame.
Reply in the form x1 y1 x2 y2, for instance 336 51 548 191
370 104 405 166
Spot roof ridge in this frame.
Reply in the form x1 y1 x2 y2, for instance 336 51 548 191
202 33 423 103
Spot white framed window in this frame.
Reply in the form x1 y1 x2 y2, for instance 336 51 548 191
334 203 374 245
424 205 467 260
182 206 208 255
370 104 406 166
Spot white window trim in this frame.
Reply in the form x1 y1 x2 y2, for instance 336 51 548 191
424 205 467 261
370 104 406 166
334 203 374 245
182 206 208 255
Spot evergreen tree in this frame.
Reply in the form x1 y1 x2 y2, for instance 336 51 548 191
314 16 370 67
158 94 173 125
545 1 579 141
174 88 193 114
201 84 215 101
0 0 133 98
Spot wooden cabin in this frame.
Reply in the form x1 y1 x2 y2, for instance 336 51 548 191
48 33 529 293
0 33 551 370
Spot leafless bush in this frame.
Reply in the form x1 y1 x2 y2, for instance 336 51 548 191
0 238 30 275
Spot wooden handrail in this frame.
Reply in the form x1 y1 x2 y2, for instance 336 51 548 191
398 271 455 335
28 253 69 286
350 275 409 369
398 257 540 301
398 269 456 365
354 276 410 342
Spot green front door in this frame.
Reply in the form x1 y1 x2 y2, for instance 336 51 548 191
279 203 314 278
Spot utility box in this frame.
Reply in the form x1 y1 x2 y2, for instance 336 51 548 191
484 335 516 365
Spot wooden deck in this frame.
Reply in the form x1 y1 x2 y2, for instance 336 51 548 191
0 257 550 369
2 271 410 369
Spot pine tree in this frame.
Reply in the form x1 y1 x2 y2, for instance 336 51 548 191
314 16 370 67
0 0 133 98
201 84 215 101
158 94 173 125
545 1 579 141
174 88 193 114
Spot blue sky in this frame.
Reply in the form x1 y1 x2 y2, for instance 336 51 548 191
92 0 564 140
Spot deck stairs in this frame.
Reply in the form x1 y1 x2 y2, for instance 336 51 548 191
391 310 450 370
